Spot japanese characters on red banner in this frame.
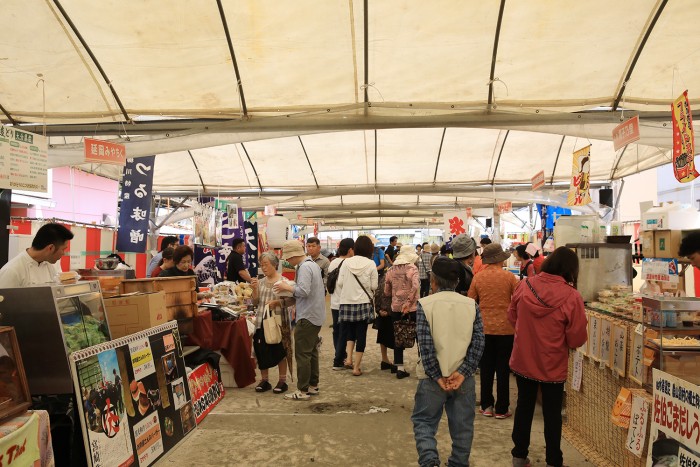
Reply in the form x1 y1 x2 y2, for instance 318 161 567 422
567 145 592 206
116 157 156 253
84 138 127 165
648 369 700 466
187 363 224 424
672 90 699 183
612 115 641 151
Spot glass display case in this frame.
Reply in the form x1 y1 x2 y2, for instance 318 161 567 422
0 327 31 421
642 296 700 386
0 281 111 395
565 243 633 302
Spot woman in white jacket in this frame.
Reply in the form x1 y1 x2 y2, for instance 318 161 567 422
336 235 379 376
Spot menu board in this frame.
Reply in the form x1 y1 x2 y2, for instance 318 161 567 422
70 322 196 467
0 127 47 192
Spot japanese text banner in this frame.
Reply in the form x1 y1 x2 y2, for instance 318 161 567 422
672 90 699 183
116 156 155 253
567 145 592 206
647 369 700 466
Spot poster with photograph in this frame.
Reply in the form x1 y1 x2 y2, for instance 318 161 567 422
647 369 700 466
71 322 197 467
75 350 135 467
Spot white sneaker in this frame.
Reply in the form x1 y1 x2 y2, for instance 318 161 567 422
284 390 310 401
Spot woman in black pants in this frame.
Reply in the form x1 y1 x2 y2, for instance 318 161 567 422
507 247 588 467
384 245 420 379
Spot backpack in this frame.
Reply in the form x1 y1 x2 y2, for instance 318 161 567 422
326 259 345 294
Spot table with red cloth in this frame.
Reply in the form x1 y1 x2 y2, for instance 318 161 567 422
186 309 257 388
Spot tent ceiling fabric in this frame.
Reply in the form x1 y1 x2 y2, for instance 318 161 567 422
1 0 694 228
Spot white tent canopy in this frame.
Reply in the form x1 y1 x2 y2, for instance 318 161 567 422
1 0 696 228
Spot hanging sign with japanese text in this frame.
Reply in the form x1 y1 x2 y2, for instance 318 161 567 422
0 127 48 192
244 220 259 278
497 202 512 214
647 369 700 466
116 156 155 253
443 211 468 243
641 258 679 284
84 138 127 165
214 201 245 281
672 90 699 183
612 115 641 151
626 392 650 458
567 145 592 206
531 170 546 191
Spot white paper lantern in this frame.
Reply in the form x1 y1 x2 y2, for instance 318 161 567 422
267 216 290 248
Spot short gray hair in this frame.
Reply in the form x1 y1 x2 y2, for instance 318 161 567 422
260 251 280 268
432 274 458 290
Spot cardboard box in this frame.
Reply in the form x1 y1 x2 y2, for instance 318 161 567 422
119 277 197 334
654 230 682 259
640 230 655 258
103 292 168 338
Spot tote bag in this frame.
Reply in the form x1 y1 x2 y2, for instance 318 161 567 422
263 304 283 344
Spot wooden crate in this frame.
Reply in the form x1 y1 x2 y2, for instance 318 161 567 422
119 277 197 334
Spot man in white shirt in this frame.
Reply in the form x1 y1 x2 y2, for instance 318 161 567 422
0 223 74 288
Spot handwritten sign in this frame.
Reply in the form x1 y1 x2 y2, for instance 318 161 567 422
612 324 627 377
572 351 583 391
600 318 612 367
589 314 601 362
648 369 700 466
612 115 640 151
531 170 546 191
629 326 645 385
0 127 48 193
625 392 650 458
84 138 126 165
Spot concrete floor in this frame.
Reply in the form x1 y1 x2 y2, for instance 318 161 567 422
163 306 595 467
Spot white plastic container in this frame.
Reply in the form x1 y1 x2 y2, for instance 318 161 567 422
266 215 290 248
554 215 599 248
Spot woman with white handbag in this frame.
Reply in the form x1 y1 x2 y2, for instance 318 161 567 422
251 252 295 394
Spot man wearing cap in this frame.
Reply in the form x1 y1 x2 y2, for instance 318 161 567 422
275 239 326 401
412 256 485 467
417 242 433 297
452 235 477 296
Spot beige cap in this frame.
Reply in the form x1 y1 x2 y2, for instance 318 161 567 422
281 239 306 260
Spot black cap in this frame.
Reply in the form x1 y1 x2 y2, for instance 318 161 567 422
431 256 461 283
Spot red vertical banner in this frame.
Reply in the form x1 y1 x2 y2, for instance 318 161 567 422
672 90 699 183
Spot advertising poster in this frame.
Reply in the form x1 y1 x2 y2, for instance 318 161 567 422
188 363 225 424
71 322 197 467
193 246 222 286
671 90 699 183
76 350 134 467
648 369 700 466
567 145 592 206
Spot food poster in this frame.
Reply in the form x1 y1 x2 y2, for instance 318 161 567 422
648 369 700 466
71 323 196 466
76 351 135 467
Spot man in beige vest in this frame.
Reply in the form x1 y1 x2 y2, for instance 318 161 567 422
412 256 485 467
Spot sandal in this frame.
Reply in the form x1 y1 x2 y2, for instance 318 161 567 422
344 361 353 370
352 369 363 376
255 380 272 392
273 382 288 394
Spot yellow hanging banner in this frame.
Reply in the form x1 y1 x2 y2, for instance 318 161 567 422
672 90 699 183
567 145 592 206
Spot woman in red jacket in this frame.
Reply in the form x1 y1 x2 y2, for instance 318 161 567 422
508 247 588 467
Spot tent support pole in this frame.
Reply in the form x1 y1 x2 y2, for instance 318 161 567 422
298 136 319 189
0 104 16 126
549 135 566 186
52 0 130 122
487 0 507 107
216 0 248 117
433 128 447 183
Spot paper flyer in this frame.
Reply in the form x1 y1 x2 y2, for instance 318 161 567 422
129 338 155 380
133 412 164 467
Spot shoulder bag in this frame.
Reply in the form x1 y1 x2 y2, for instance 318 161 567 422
262 304 283 344
393 315 416 348
351 272 376 324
